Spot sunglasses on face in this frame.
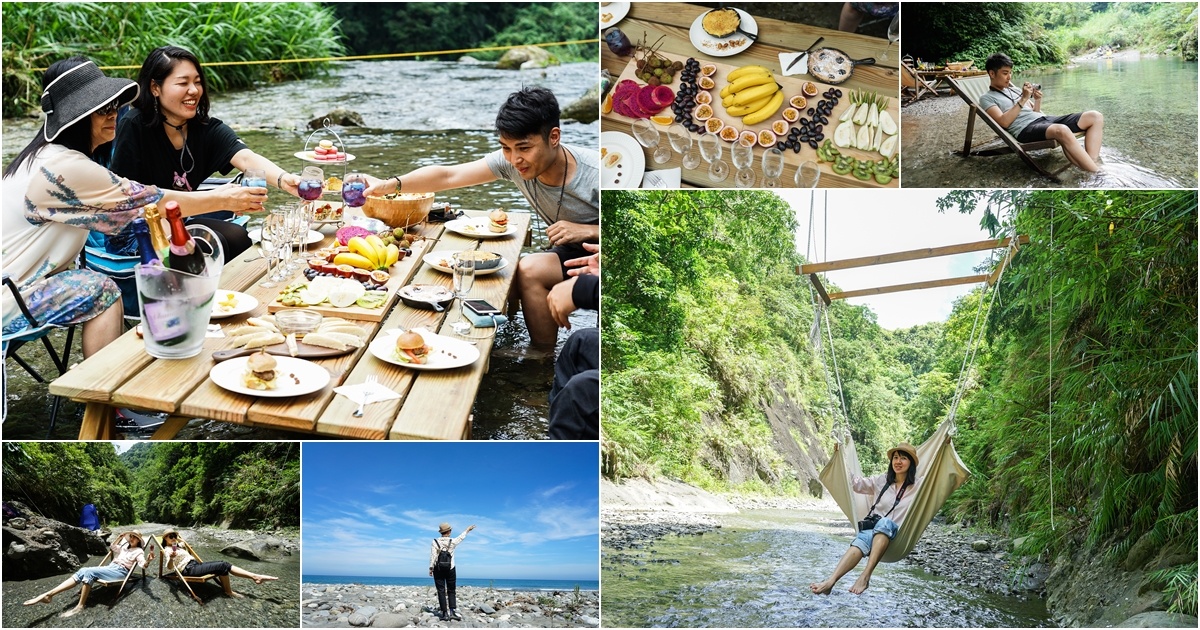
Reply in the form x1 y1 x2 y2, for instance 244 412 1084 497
95 99 120 116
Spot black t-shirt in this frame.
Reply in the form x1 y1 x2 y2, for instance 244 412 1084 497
111 108 246 191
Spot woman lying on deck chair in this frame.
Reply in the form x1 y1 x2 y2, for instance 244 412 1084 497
160 529 278 598
23 531 153 617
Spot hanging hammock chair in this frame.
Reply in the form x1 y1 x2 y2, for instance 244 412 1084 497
802 203 1024 562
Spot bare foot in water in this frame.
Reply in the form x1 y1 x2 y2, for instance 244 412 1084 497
227 591 245 599
60 606 83 618
849 575 870 594
252 575 278 585
809 580 833 595
23 594 51 606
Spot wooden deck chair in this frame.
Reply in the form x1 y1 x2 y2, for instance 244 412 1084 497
90 546 146 601
947 74 1084 180
154 535 221 594
901 62 938 104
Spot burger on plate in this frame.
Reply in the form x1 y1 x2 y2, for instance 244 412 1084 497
395 330 432 364
488 209 509 233
243 350 278 390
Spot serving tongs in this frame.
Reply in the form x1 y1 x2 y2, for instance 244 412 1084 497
704 5 758 41
786 36 825 72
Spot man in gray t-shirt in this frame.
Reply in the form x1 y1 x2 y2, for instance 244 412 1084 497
364 87 598 349
979 53 1104 172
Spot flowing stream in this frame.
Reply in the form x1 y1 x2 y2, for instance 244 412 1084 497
2 59 598 440
901 54 1196 188
602 508 1052 628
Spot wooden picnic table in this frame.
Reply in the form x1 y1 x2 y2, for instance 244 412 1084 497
601 2 900 189
49 208 532 441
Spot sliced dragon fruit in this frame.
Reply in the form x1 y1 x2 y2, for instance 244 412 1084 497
648 85 675 109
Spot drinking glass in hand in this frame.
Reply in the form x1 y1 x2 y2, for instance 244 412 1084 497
762 148 785 188
342 174 368 207
451 253 475 298
632 118 671 165
298 166 324 201
731 141 756 188
697 133 728 183
796 160 821 188
243 169 268 189
667 123 701 170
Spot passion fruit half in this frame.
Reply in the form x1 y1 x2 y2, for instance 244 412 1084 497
370 270 391 284
771 120 790 136
705 117 726 134
695 91 713 105
719 125 740 142
739 130 758 148
694 104 714 121
782 107 800 123
758 129 778 148
698 76 716 90
803 81 819 97
700 63 718 77
790 95 807 109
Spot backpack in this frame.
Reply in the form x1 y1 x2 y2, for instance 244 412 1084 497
435 538 453 573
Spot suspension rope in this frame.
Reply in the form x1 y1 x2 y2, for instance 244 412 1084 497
1049 207 1056 531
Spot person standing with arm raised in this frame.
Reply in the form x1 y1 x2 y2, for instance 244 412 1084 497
429 522 477 621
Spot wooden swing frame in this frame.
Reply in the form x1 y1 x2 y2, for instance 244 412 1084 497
798 235 1029 305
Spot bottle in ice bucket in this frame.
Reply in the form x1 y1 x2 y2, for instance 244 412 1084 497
164 201 208 275
133 217 190 347
142 203 171 259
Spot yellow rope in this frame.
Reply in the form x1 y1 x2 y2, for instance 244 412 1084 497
63 39 600 72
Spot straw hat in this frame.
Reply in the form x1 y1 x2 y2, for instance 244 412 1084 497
887 442 919 468
40 60 139 142
125 530 144 545
438 522 452 534
162 528 180 539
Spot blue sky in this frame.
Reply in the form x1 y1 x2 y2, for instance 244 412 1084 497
779 189 997 330
302 443 599 580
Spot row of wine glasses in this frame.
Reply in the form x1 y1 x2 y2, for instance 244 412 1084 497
628 121 823 188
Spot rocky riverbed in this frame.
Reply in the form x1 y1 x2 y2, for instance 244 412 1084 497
300 583 599 628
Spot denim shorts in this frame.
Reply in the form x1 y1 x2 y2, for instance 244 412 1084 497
851 516 900 555
73 563 130 585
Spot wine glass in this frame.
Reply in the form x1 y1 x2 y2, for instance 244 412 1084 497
257 213 286 288
697 133 728 183
342 173 368 208
451 252 475 299
668 123 702 170
731 141 756 188
795 160 821 188
298 166 324 201
762 148 785 188
631 118 670 165
883 15 899 61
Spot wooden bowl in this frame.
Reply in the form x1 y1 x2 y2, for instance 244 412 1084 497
362 192 435 228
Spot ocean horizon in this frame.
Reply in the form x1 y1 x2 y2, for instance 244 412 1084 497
303 575 599 592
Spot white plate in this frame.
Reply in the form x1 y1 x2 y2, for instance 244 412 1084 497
599 2 630 28
293 151 356 164
248 229 324 247
369 328 480 371
422 252 509 276
443 218 518 239
209 355 331 397
210 291 259 319
689 8 757 57
600 131 645 189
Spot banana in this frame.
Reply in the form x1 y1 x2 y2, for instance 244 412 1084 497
725 93 774 117
385 243 400 267
741 90 786 126
365 235 387 264
726 65 772 82
726 73 775 94
347 236 372 261
732 82 780 107
333 252 375 270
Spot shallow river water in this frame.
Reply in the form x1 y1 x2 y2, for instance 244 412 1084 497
2 59 598 440
902 55 1196 188
602 508 1052 628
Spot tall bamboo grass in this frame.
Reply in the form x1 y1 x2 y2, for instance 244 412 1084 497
2 2 344 117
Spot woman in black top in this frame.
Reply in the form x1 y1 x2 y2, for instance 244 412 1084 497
108 45 300 258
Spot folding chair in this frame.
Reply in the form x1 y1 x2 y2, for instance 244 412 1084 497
901 62 939 104
89 546 146 602
154 534 221 601
947 74 1084 181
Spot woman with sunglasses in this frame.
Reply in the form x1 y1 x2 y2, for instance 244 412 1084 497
105 45 301 259
160 529 278 598
23 531 153 617
3 57 163 356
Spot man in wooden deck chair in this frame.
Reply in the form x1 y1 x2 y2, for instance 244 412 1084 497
23 530 152 618
979 53 1105 171
159 529 278 599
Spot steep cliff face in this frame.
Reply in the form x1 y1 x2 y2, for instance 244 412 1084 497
697 383 831 497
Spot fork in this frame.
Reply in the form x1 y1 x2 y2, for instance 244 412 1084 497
353 375 378 417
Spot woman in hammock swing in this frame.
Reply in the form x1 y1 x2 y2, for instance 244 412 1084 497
810 442 922 595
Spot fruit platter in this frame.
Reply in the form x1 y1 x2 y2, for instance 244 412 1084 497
265 227 431 322
603 50 900 187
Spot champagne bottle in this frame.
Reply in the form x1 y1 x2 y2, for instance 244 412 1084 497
142 203 170 259
132 218 189 346
164 201 207 275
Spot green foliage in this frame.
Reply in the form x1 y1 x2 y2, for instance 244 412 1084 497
939 189 1197 610
903 2 1064 68
330 2 597 62
2 443 136 525
124 442 299 529
1031 2 1198 59
2 2 344 117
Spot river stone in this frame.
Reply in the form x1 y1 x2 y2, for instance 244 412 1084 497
2 508 108 580
561 85 599 124
309 108 365 129
370 612 407 627
364 590 377 598
458 56 486 65
348 611 373 626
579 615 600 627
392 602 406 612
8 518 27 529
972 539 991 552
220 536 291 561
479 604 496 614
1116 612 1200 627
496 46 559 70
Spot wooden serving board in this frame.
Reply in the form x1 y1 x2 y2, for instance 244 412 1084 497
606 51 900 188
266 237 433 322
